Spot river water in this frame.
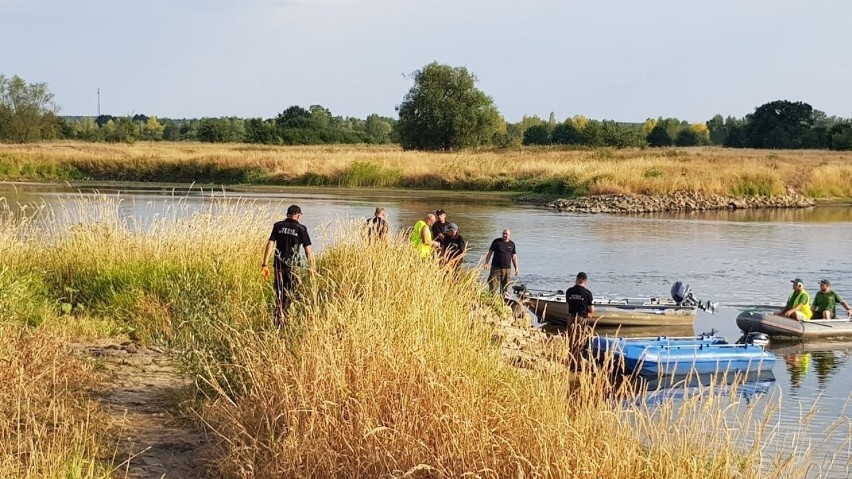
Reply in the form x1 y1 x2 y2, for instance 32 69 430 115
2 182 851 477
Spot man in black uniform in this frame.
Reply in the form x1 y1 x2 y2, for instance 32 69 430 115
432 209 449 243
483 229 519 294
439 223 467 270
261 205 313 327
565 272 594 321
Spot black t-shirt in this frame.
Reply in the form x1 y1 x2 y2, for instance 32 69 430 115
432 221 448 240
565 284 594 318
488 239 516 268
439 234 467 259
268 218 311 269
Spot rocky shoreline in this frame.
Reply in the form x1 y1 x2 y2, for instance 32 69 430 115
524 191 816 214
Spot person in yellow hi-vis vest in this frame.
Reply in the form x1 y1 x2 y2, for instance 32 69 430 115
779 277 812 321
410 213 437 258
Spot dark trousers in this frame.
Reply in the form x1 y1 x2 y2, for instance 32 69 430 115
488 267 512 294
273 266 295 326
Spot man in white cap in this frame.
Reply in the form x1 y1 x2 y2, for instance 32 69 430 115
779 278 812 321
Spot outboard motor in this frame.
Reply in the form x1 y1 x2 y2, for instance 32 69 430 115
736 331 770 347
511 284 529 299
671 281 697 306
670 281 716 313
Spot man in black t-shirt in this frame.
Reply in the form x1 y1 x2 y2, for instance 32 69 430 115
565 272 594 321
432 209 448 243
261 205 314 327
439 223 467 270
483 229 519 294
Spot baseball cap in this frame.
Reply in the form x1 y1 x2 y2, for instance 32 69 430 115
791 278 803 284
447 223 459 232
820 279 831 286
435 209 446 216
577 272 587 280
287 205 302 215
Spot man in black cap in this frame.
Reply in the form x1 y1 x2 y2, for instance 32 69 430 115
811 279 852 319
438 223 467 270
565 272 595 321
261 205 313 327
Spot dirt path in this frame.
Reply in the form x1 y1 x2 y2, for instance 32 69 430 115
81 341 208 478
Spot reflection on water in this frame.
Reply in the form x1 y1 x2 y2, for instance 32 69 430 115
645 205 852 223
637 370 776 406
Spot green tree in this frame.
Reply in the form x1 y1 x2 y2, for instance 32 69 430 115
551 121 581 145
0 74 59 142
647 124 673 147
674 128 701 147
706 114 726 145
744 100 814 149
141 116 165 141
522 124 550 145
364 114 393 144
396 62 502 150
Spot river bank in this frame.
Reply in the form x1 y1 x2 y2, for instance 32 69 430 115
539 190 819 214
2 141 852 200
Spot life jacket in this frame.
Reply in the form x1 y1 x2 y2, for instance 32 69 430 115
410 220 432 257
787 289 813 320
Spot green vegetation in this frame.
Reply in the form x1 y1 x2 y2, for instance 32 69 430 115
396 62 503 150
4 71 851 151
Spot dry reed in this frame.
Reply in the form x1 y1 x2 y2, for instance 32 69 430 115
1 142 851 197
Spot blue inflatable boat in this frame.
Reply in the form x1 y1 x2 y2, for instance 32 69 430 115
590 333 776 376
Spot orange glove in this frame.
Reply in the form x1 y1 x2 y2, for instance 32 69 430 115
261 265 270 280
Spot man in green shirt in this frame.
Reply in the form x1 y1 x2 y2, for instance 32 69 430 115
811 279 852 319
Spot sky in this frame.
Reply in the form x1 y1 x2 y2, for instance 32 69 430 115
2 0 851 123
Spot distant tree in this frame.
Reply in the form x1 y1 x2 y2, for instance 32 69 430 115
689 123 710 144
522 124 550 145
724 119 747 148
829 124 852 150
396 62 502 150
102 117 136 143
600 121 645 147
95 114 116 128
674 128 701 147
642 118 657 136
572 115 589 130
551 121 581 145
275 106 312 129
364 114 393 144
245 118 277 144
744 100 814 149
141 116 164 141
706 114 726 145
197 118 229 143
580 120 605 147
647 124 673 147
0 74 59 142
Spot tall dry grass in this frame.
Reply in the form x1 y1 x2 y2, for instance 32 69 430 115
199 222 807 478
2 142 851 197
0 195 825 478
0 324 111 478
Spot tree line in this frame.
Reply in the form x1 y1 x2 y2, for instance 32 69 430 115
2 70 851 151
